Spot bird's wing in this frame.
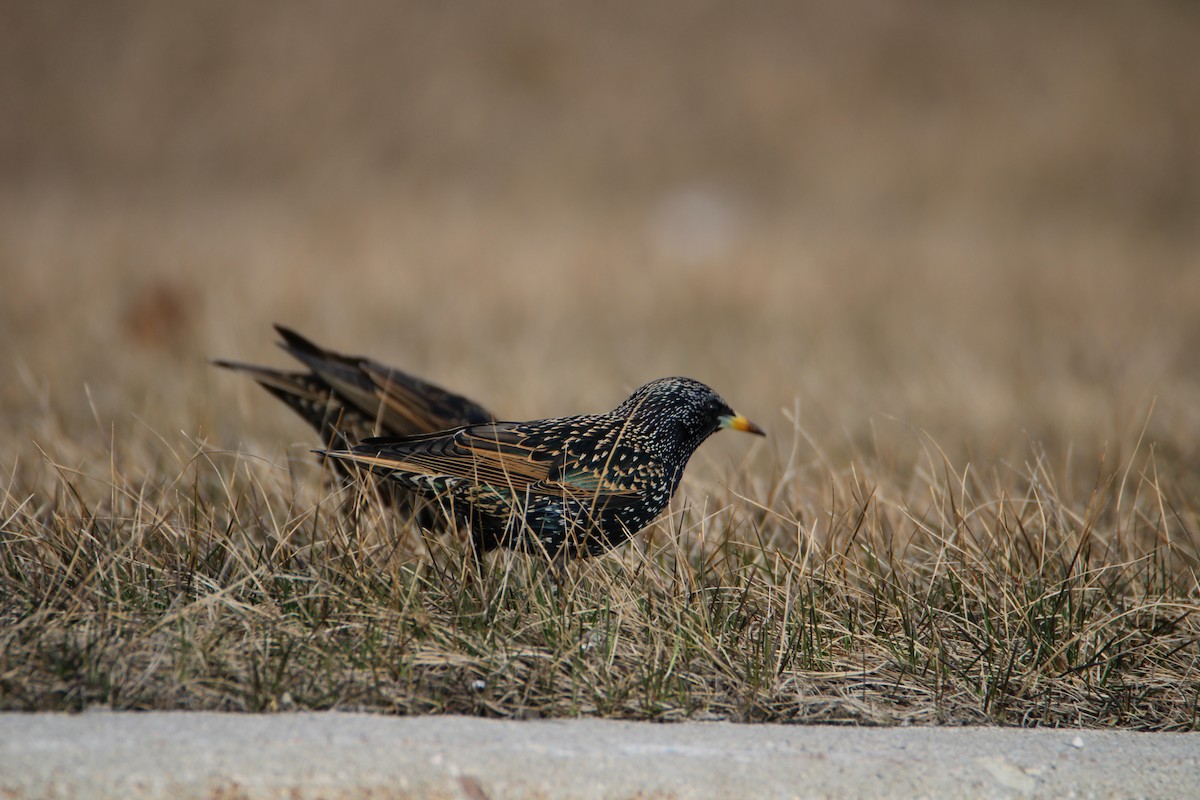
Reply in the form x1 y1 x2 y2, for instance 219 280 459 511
324 423 551 494
327 421 641 501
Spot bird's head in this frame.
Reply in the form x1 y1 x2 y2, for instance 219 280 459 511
617 377 765 455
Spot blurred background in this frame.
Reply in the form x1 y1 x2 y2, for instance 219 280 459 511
3 1 1199 472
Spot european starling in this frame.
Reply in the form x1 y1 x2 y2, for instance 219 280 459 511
320 377 765 560
214 325 494 453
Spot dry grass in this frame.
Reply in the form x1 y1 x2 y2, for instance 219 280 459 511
2 2 1200 728
2 412 1198 727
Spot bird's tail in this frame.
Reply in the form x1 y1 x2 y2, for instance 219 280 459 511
212 358 355 451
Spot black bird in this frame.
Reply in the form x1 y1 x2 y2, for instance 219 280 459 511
320 377 765 560
214 325 494 454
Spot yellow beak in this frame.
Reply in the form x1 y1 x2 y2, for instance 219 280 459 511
720 413 766 436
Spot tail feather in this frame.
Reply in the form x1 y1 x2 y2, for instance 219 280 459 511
214 326 496 512
213 359 363 449
272 325 380 397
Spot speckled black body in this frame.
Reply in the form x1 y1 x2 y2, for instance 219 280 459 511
323 377 764 560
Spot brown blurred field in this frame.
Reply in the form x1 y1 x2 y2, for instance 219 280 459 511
3 3 1200 725
4 1 1197 449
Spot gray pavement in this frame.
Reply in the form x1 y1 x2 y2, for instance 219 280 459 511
1 711 1197 799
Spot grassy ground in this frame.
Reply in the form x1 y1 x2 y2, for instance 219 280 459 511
2 2 1199 728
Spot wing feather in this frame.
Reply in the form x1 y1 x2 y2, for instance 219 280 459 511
326 420 643 502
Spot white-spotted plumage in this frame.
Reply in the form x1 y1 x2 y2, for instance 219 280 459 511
322 377 764 559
